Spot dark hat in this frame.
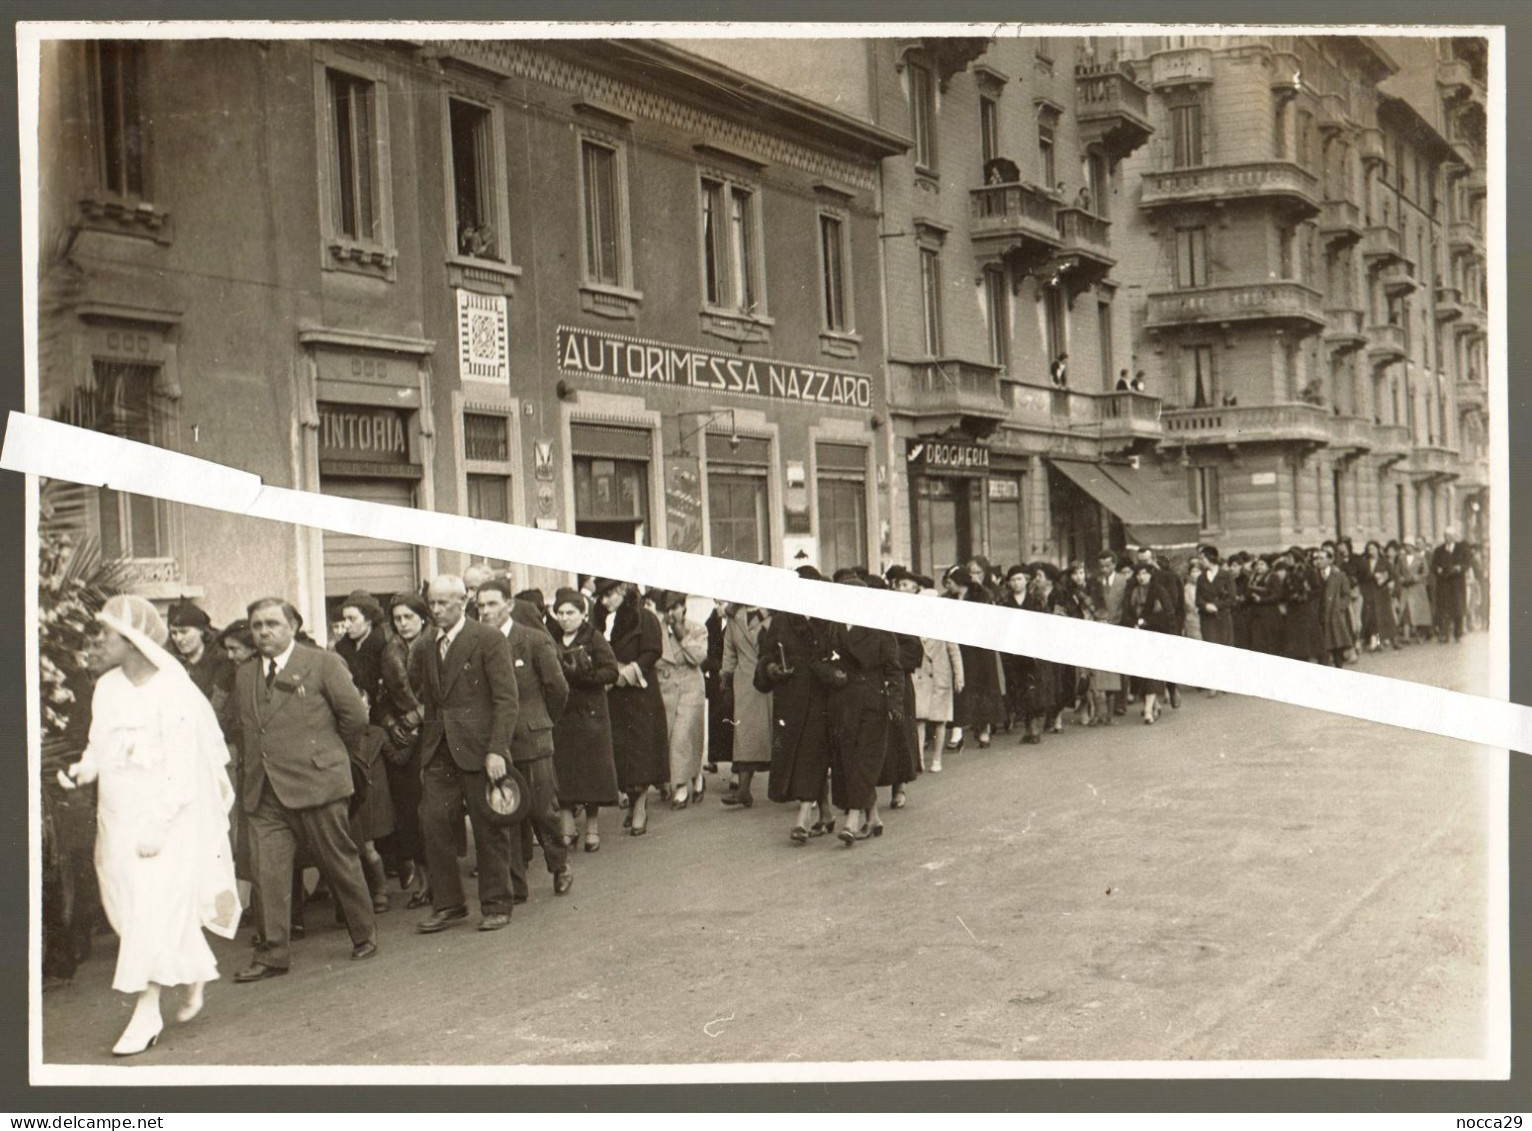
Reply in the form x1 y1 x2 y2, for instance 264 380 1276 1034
942 565 968 587
831 567 862 584
591 577 625 599
836 575 867 587
389 592 429 622
217 618 255 648
552 587 587 613
341 590 386 626
863 574 889 590
657 589 689 611
1027 560 1060 581
915 575 935 590
167 601 213 630
885 564 917 586
514 588 546 612
482 766 533 827
1005 564 1030 581
795 565 825 581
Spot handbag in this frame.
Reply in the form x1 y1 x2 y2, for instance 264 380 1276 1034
381 711 420 767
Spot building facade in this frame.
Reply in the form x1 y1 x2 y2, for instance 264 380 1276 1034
39 37 904 628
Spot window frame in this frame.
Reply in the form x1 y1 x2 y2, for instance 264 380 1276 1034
1175 226 1210 288
919 245 944 357
1043 284 1068 367
85 40 147 202
979 94 1000 169
441 88 514 272
1184 343 1217 408
908 59 938 173
1189 465 1222 532
816 208 855 336
314 48 397 280
1170 100 1205 170
983 265 1010 372
698 170 768 319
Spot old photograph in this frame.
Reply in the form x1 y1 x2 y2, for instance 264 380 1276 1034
24 24 1503 1077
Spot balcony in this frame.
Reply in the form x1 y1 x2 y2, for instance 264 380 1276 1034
1380 260 1420 298
1144 282 1326 334
1435 284 1464 322
1069 390 1164 446
1139 161 1319 215
1456 376 1486 413
1358 126 1386 166
970 182 1061 267
1437 56 1475 101
1366 323 1408 367
1449 220 1484 257
1410 444 1460 478
1161 402 1332 447
1317 92 1351 135
1323 307 1367 352
1328 414 1373 453
1466 169 1486 201
1075 62 1154 161
1319 199 1364 246
1149 46 1214 89
889 358 1008 434
1454 303 1487 337
1373 422 1411 459
1361 225 1407 268
1053 207 1114 285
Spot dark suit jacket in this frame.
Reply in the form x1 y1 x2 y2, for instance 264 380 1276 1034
1195 568 1238 644
236 643 369 814
500 606 570 763
410 616 519 773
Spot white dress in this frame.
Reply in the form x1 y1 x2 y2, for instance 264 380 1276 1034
83 667 239 994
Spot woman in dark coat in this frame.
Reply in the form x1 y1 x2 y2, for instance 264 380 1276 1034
1245 557 1287 656
593 579 669 836
1358 540 1398 651
1283 548 1324 663
757 604 835 843
998 566 1051 744
879 629 924 811
1316 549 1356 665
1120 561 1179 723
381 593 429 906
824 580 900 846
333 590 394 914
549 588 621 852
941 566 1003 749
167 602 235 730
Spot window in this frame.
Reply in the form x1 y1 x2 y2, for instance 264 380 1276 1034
1038 119 1056 188
581 139 626 286
1175 226 1209 288
1185 344 1215 408
1170 102 1203 169
1273 101 1287 161
700 176 764 315
818 213 851 333
1098 299 1114 387
329 69 379 243
1189 466 1221 531
448 98 501 261
984 267 1009 370
909 61 937 170
1297 112 1314 169
1084 152 1109 218
816 444 869 575
920 247 943 355
88 41 145 198
90 361 168 560
708 470 768 564
464 412 509 462
463 412 514 567
979 95 1000 168
987 475 1026 568
1043 285 1067 366
1278 226 1295 279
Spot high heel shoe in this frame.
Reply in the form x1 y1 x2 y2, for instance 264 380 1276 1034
176 982 205 1023
112 1016 163 1057
890 790 907 810
789 824 810 845
869 820 885 838
583 831 601 853
945 734 966 753
808 818 835 838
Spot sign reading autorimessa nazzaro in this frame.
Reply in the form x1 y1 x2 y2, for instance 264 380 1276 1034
556 325 874 408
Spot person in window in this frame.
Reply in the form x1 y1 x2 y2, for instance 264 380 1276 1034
1131 370 1147 393
1050 353 1070 388
1076 186 1092 213
57 595 240 1057
548 589 620 853
1115 369 1131 391
655 591 710 811
592 580 668 836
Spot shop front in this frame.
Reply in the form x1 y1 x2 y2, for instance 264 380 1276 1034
1047 457 1201 561
906 438 991 576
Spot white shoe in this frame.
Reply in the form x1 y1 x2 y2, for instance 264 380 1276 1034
176 982 205 1023
930 758 943 773
112 1014 163 1057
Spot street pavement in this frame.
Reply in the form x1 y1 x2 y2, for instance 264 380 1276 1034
43 636 1495 1068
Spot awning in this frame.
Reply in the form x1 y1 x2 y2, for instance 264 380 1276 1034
1049 458 1201 550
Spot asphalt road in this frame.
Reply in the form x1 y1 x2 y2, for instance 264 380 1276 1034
43 636 1495 1068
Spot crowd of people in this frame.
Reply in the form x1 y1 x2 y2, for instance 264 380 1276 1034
57 531 1487 1056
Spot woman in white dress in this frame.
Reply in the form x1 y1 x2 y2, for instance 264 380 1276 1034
58 595 240 1057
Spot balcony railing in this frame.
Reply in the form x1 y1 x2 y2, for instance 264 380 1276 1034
1323 307 1367 350
1161 402 1332 446
1144 282 1326 331
1328 414 1373 451
970 182 1061 251
1054 207 1113 263
1140 161 1319 213
1456 376 1486 412
889 358 1008 420
1149 46 1214 89
1372 422 1411 457
1074 63 1154 160
1319 199 1363 244
1366 322 1408 366
1435 285 1464 322
1380 260 1420 297
1358 127 1386 166
1449 220 1484 256
1410 444 1460 477
1361 225 1406 266
1057 389 1164 443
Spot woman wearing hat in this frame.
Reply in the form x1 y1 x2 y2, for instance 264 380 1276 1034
593 580 669 835
167 601 235 727
824 576 901 845
549 588 621 852
656 591 710 810
381 593 430 903
758 594 837 842
58 595 241 1055
940 566 1003 751
334 590 395 914
719 602 773 809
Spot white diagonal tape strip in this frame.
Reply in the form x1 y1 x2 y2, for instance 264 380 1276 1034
6 411 1521 752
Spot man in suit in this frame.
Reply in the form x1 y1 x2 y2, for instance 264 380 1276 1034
1431 529 1471 643
1195 547 1238 648
235 598 377 981
1315 548 1356 667
475 579 573 901
412 574 521 933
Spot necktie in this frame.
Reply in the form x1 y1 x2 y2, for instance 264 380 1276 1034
439 632 451 664
264 659 277 695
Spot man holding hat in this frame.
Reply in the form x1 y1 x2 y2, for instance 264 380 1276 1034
411 575 521 933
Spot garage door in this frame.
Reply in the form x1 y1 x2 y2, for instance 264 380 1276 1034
320 476 418 600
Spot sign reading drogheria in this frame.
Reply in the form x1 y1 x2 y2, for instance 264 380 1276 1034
556 325 873 408
318 404 411 463
907 439 991 471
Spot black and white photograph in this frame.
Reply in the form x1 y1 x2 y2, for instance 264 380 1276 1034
17 19 1509 1088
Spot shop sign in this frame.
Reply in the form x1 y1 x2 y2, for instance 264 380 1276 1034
907 440 990 472
318 404 411 463
557 325 873 408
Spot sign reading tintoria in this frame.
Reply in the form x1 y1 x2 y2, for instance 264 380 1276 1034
556 325 873 408
319 405 411 463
